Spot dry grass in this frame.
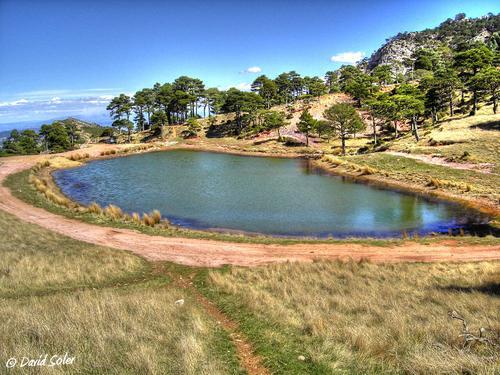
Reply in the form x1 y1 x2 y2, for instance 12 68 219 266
45 157 81 169
323 155 379 176
0 286 236 374
0 210 146 297
207 260 500 374
67 152 90 161
87 201 103 215
103 204 123 220
29 174 75 208
0 209 240 374
389 114 500 173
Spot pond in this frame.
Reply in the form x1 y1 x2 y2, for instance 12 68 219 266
53 150 488 238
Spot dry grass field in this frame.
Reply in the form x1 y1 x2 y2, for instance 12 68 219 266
203 260 500 374
0 210 242 374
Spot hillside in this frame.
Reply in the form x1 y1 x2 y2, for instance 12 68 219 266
360 13 499 75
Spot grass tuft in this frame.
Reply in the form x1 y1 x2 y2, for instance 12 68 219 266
103 204 124 220
87 202 103 215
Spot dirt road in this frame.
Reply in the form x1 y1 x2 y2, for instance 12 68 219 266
1 146 499 267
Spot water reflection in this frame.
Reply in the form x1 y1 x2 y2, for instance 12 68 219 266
54 150 492 238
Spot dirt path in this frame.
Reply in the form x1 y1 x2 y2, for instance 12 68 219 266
386 151 496 174
0 146 499 267
168 270 269 374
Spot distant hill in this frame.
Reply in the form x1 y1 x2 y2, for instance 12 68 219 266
360 13 500 75
0 117 110 145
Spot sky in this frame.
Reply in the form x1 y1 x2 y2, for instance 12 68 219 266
0 0 499 126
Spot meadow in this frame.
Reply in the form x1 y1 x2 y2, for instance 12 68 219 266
0 210 242 374
1 208 498 374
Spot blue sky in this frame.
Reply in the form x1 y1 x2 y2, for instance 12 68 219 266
0 0 498 125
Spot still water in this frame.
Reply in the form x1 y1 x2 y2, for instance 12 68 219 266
54 150 485 237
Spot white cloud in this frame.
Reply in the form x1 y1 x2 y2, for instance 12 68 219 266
244 66 262 74
329 51 365 64
0 98 29 107
99 95 114 101
234 82 252 91
0 95 114 124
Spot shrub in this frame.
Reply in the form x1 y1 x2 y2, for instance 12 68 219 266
358 166 378 176
427 178 442 189
151 210 161 224
131 212 141 224
103 204 123 220
142 213 155 227
87 202 103 215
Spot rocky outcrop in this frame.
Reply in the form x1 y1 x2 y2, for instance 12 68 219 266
361 14 499 75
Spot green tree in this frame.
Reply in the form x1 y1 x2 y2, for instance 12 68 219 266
303 76 327 97
150 110 169 138
372 65 393 86
364 94 389 145
297 109 317 146
323 103 365 155
262 111 288 140
2 129 40 154
343 71 377 106
430 67 462 116
313 120 333 141
251 75 278 108
204 88 225 116
106 94 133 133
133 90 148 131
112 119 134 142
221 88 264 133
454 44 494 114
469 66 500 113
39 123 72 152
324 71 340 93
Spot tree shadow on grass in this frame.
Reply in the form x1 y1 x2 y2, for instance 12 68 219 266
471 120 500 131
437 282 500 296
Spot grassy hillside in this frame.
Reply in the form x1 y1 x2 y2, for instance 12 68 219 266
200 261 500 374
1 207 499 373
0 210 242 374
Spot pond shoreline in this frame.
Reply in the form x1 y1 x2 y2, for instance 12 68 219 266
91 142 500 219
1 145 499 267
50 144 498 239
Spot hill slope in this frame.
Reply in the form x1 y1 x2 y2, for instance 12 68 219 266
361 13 499 74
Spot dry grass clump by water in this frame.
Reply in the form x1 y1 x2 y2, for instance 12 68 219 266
207 260 500 374
142 210 162 226
322 155 379 176
67 152 90 161
427 177 472 192
103 204 123 220
29 174 75 209
99 143 158 157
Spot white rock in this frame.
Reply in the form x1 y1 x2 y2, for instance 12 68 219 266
175 299 184 306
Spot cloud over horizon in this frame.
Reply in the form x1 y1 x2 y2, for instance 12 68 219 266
243 66 262 74
329 51 365 64
0 95 114 125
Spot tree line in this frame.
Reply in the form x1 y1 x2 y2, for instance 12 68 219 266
2 19 499 155
1 120 111 155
